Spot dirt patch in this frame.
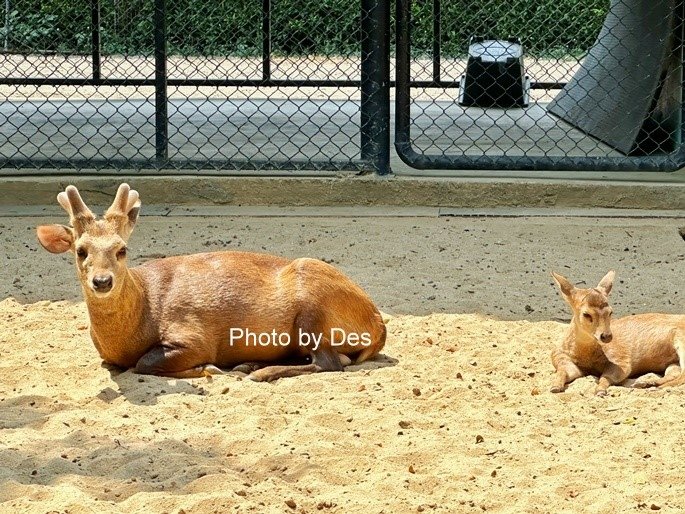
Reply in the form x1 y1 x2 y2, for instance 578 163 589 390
2 215 684 321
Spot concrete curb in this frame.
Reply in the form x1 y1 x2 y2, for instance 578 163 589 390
3 205 685 219
1 175 685 211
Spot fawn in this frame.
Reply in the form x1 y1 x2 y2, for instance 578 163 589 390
551 270 685 396
36 184 386 382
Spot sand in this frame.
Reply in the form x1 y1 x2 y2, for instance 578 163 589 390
2 298 685 513
1 213 685 513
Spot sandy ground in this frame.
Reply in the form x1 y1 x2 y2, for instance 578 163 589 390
1 213 685 513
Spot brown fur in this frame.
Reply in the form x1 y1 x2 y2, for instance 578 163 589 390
550 270 685 396
36 184 386 382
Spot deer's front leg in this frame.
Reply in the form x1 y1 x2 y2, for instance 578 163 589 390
595 363 629 397
550 350 584 393
135 344 224 378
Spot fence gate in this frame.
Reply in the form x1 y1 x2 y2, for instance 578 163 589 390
395 0 685 171
0 0 389 174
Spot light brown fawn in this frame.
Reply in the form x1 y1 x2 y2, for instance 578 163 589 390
551 270 685 396
36 184 386 382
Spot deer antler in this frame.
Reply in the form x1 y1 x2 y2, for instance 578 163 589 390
104 183 141 237
56 185 95 234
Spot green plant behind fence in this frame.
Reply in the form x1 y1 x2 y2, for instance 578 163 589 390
0 0 608 58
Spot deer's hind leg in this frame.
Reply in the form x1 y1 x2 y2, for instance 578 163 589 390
632 364 681 388
246 310 349 382
246 342 350 382
633 330 685 389
231 362 264 374
656 330 685 388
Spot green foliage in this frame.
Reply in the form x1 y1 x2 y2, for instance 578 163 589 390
0 0 609 57
409 0 609 57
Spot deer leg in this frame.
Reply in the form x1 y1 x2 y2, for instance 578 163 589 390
246 310 352 382
232 362 264 374
550 351 584 393
656 331 685 388
134 344 224 379
595 363 630 397
246 344 346 382
633 363 681 388
637 331 685 389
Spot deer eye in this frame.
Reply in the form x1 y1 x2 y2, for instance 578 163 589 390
76 247 87 259
582 313 593 322
116 247 127 259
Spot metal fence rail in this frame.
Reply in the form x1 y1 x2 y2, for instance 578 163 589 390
0 0 389 174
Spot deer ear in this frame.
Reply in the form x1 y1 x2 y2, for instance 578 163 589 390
127 191 141 228
37 225 74 254
597 270 615 296
551 271 575 302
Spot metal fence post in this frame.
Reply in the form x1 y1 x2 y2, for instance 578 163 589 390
262 0 271 82
432 0 441 84
154 0 168 164
678 0 685 150
4 0 10 51
394 0 413 158
91 0 101 80
360 0 390 174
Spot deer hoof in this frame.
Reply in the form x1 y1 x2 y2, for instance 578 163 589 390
245 371 270 383
232 363 262 374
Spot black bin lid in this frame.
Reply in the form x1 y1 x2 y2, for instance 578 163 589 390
469 39 523 62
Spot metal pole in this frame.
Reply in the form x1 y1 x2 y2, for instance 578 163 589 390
432 0 441 83
91 0 101 80
360 0 390 174
262 0 271 81
395 0 412 153
154 0 168 164
677 0 685 148
4 0 10 52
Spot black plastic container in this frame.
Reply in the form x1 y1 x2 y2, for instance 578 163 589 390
458 37 530 108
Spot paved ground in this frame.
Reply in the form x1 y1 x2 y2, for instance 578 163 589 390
0 53 675 174
2 208 684 321
0 98 618 171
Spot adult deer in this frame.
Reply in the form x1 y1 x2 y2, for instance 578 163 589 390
550 270 685 396
36 184 386 382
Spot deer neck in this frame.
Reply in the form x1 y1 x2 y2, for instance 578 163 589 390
82 268 146 340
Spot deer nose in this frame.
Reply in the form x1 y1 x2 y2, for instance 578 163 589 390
600 332 613 344
92 275 113 292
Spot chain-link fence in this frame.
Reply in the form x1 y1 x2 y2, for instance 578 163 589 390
0 0 389 173
0 0 683 174
396 0 685 171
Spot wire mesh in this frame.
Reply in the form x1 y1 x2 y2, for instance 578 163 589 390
396 0 685 171
0 0 387 173
1 0 682 174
